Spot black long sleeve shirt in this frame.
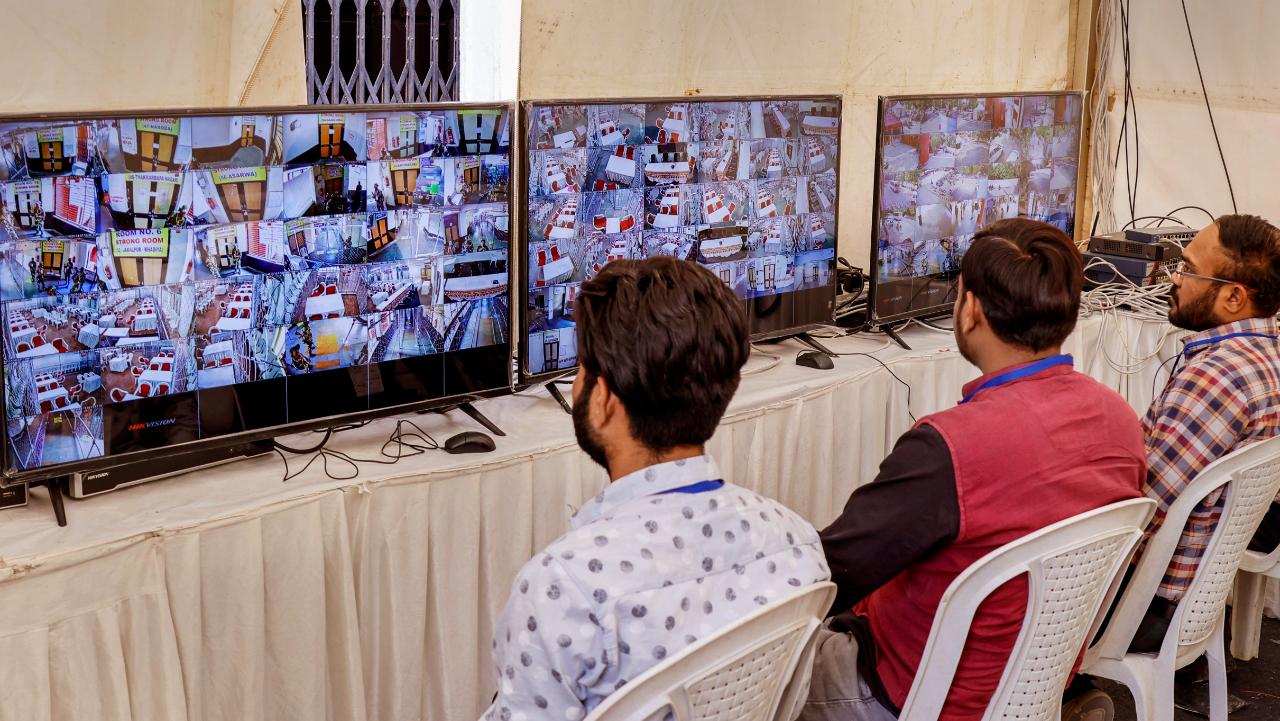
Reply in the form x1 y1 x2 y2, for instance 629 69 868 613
820 424 961 619
816 424 962 713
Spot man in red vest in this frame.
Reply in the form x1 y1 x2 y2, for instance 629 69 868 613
800 218 1146 721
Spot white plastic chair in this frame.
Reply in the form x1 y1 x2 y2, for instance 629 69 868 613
898 498 1156 721
1081 435 1280 721
582 582 836 721
1229 533 1280 661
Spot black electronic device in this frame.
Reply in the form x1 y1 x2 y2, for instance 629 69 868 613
1123 225 1196 245
1083 251 1176 287
868 91 1085 347
518 95 842 381
795 350 834 370
0 102 516 490
443 430 495 454
0 483 27 509
1087 232 1184 261
68 438 274 497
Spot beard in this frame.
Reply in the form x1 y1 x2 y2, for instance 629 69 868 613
954 296 976 366
954 324 975 366
572 374 610 471
1168 286 1222 332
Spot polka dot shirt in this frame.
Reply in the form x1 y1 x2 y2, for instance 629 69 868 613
480 455 830 721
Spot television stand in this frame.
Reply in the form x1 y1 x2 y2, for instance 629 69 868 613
795 332 838 357
457 402 505 437
546 381 572 415
882 326 912 351
424 401 506 436
37 477 68 527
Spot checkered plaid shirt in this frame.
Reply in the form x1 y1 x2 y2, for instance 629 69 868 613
1144 316 1280 601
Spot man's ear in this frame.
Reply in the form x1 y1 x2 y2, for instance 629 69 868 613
959 290 982 333
1220 283 1253 315
593 374 618 426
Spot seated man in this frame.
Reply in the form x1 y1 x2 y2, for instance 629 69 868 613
481 257 830 721
804 218 1146 721
1130 214 1280 650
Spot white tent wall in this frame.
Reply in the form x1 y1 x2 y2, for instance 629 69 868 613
461 0 522 101
1095 0 1279 234
518 0 1090 264
0 0 305 113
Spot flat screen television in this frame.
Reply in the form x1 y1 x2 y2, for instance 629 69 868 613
518 95 842 378
0 103 513 482
869 91 1084 324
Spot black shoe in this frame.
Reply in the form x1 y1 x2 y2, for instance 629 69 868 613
1062 689 1114 721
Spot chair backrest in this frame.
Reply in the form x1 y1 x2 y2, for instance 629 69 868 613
582 582 836 721
898 498 1156 721
1088 436 1280 664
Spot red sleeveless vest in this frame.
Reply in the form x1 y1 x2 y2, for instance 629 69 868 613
861 363 1145 721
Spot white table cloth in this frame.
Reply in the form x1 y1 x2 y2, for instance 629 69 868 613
77 324 101 349
0 312 1240 721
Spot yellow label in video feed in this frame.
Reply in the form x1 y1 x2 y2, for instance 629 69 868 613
136 118 181 135
111 228 170 258
212 167 267 184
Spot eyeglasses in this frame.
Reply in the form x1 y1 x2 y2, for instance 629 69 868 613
1165 260 1244 287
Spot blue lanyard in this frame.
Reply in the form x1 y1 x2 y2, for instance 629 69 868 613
1181 332 1278 357
656 480 724 495
960 354 1074 404
1160 331 1279 400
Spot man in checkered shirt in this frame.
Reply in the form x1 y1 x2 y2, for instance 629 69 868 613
1134 213 1280 651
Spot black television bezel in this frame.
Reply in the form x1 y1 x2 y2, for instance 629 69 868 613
516 94 844 384
0 101 516 485
867 89 1086 325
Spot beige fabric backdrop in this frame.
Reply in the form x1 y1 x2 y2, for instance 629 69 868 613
0 0 305 112
517 0 1086 265
1096 0 1280 231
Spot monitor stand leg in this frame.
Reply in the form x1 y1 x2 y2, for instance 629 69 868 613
41 477 68 527
883 326 912 351
547 381 572 415
457 402 506 437
795 333 837 357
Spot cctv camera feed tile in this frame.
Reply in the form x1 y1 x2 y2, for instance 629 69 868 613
524 98 840 375
873 93 1082 321
0 106 512 474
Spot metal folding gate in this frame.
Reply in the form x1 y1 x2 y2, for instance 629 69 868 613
301 0 459 105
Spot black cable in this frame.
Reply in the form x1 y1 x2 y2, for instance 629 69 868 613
1123 0 1139 219
1180 0 1237 213
1164 205 1216 224
1121 215 1185 231
811 349 917 423
274 444 362 482
1151 353 1182 405
273 428 333 455
275 418 444 483
319 419 370 434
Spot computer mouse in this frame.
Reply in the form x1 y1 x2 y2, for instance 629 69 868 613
443 431 496 454
795 350 835 370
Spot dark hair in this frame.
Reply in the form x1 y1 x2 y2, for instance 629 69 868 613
1214 214 1280 316
961 218 1084 351
575 257 750 450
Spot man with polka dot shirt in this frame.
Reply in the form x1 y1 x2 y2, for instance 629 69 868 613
480 258 830 721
